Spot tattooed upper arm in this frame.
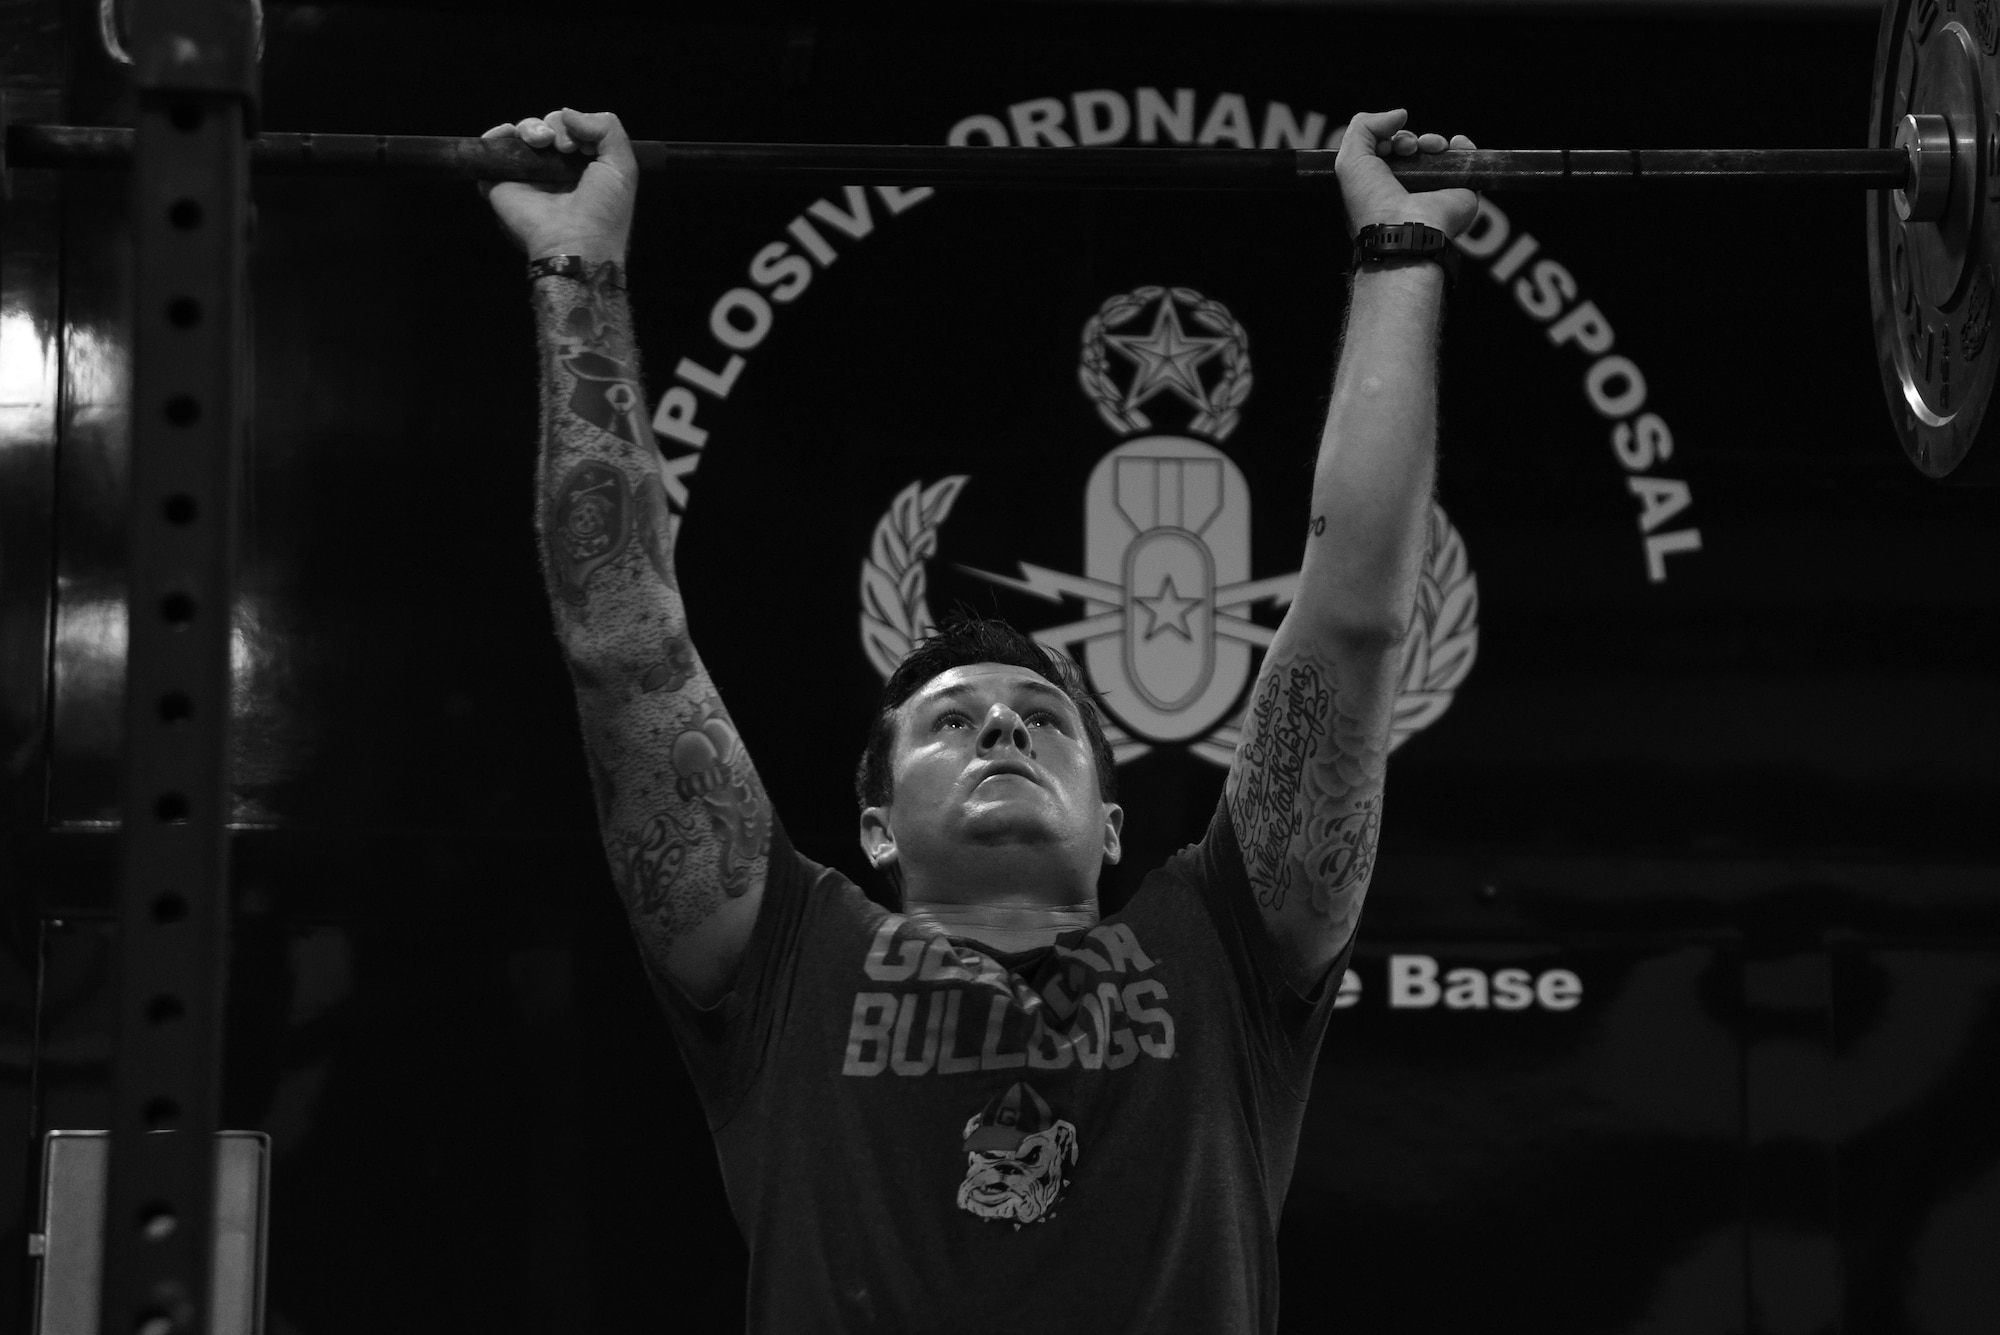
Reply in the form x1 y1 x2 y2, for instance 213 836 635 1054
588 672 774 1007
1224 627 1396 987
534 263 772 1008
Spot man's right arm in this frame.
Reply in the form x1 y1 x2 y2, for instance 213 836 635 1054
490 109 771 1008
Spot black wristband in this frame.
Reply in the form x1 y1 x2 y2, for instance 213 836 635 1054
527 254 624 287
1352 222 1459 288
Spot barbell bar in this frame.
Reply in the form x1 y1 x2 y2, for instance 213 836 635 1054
0 122 1925 190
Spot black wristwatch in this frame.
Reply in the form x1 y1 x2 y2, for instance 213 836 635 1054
1352 222 1459 288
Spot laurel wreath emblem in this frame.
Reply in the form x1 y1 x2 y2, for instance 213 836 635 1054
859 475 971 679
1388 503 1480 753
1078 285 1253 441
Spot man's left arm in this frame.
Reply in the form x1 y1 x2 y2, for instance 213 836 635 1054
1225 109 1479 992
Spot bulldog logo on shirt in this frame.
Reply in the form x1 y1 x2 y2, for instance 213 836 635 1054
956 1082 1078 1228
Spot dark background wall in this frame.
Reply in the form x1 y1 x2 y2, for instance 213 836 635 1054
3 1 1997 1332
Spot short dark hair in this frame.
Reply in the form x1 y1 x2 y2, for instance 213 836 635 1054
855 613 1119 811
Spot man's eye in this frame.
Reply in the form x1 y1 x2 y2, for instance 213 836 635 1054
1027 711 1062 729
935 712 970 730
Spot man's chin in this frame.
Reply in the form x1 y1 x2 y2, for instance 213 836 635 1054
957 801 1061 841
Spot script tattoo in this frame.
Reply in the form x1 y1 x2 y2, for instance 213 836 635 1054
611 813 692 930
1305 792 1382 915
1232 663 1330 910
1228 651 1388 916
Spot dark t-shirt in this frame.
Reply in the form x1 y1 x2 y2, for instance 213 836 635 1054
651 798 1348 1333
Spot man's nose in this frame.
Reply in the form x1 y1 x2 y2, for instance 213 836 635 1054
978 705 1033 755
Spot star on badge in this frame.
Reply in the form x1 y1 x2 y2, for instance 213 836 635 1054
1104 297 1229 417
1135 575 1201 641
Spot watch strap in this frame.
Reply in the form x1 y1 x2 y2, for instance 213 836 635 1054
527 254 625 288
1352 222 1460 287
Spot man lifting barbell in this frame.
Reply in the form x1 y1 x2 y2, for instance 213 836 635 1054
482 103 1475 1331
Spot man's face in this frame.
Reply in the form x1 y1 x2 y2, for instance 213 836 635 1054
862 663 1121 886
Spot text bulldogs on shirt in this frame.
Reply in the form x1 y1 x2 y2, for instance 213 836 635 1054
841 916 1179 1078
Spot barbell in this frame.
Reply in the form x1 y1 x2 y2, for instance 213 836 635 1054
0 123 1920 189
0 0 1988 481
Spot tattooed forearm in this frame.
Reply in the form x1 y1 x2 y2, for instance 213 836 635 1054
540 261 655 457
535 263 773 958
1227 649 1388 917
534 263 682 630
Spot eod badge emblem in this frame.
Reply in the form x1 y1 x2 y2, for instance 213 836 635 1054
860 285 1480 767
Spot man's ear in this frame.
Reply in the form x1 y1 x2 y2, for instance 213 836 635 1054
1101 803 1125 866
859 806 898 871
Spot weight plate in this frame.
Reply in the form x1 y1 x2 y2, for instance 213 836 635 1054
1869 0 2000 481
